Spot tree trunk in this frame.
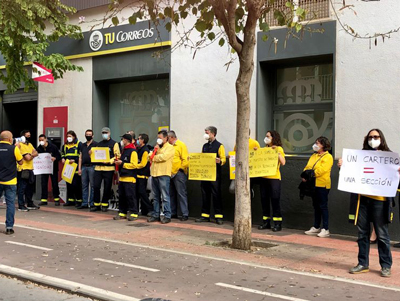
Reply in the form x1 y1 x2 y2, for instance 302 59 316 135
231 22 257 251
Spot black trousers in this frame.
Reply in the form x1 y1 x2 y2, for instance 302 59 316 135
93 170 114 207
136 177 153 215
259 178 282 223
41 171 60 199
119 181 138 215
66 174 82 202
200 174 223 218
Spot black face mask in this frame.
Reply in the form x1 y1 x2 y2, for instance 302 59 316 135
85 135 93 141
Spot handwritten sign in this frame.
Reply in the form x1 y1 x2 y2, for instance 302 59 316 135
229 148 279 180
188 153 216 181
61 159 77 184
338 149 400 197
90 147 110 163
33 153 53 175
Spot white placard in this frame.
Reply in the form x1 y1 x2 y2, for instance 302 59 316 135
62 163 75 179
338 149 400 197
94 149 107 160
33 153 53 175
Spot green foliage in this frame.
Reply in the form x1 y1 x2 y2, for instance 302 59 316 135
0 0 83 93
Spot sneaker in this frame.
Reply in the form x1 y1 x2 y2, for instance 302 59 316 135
317 229 330 238
393 242 400 248
147 216 161 223
195 217 210 223
349 264 369 274
161 217 171 224
305 227 320 236
381 267 391 277
27 204 40 210
5 229 14 235
180 216 189 221
215 219 224 225
18 206 29 212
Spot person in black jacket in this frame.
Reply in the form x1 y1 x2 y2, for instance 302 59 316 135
37 134 62 206
136 133 153 216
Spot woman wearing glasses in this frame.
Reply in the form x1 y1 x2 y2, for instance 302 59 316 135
339 129 393 277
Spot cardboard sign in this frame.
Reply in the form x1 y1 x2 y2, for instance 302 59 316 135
33 153 54 175
188 153 217 181
61 160 77 184
90 147 110 163
338 149 400 197
229 148 279 180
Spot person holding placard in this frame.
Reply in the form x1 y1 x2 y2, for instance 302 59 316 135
339 129 393 277
303 137 333 238
37 134 61 206
61 131 82 207
195 126 226 225
258 131 285 232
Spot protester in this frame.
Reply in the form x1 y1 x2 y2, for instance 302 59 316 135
0 131 23 234
91 127 120 212
136 133 153 216
37 134 61 206
303 137 333 238
339 129 393 277
17 130 39 211
195 126 226 225
78 129 97 209
148 130 175 224
114 134 139 221
61 131 82 207
168 130 189 221
258 131 285 232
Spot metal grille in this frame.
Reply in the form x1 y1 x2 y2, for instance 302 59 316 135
265 0 330 28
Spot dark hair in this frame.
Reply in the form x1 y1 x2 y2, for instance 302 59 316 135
205 126 217 136
66 130 77 139
158 130 168 138
168 130 177 138
316 136 331 151
20 130 30 136
85 129 93 135
139 133 149 145
362 129 391 151
39 134 46 139
267 130 282 147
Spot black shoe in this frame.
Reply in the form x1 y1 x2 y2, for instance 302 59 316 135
27 204 40 210
161 217 171 224
113 215 127 220
54 201 60 206
216 219 224 225
75 203 82 208
180 216 189 221
63 202 75 207
171 214 178 219
195 217 210 223
128 215 138 221
393 242 400 248
77 205 89 209
90 207 100 212
147 216 161 223
258 222 271 230
18 206 29 212
101 207 108 212
40 202 48 206
349 264 369 274
272 224 282 232
5 229 14 235
147 212 154 217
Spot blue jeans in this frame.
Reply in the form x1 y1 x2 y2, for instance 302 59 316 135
357 196 392 269
152 176 171 219
0 184 17 229
312 187 329 230
81 166 95 206
170 170 189 217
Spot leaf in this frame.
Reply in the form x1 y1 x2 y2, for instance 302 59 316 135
165 22 172 32
219 37 225 46
296 7 305 17
112 16 119 26
295 23 302 32
128 15 137 24
259 22 269 32
262 35 268 42
192 7 198 15
207 32 215 41
235 7 245 20
195 20 207 32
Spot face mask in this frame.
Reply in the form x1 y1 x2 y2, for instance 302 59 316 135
39 141 45 146
102 133 109 140
368 139 381 149
157 138 163 145
136 140 140 146
312 144 320 152
264 137 271 145
85 135 92 141
204 134 210 140
67 137 73 143
120 140 125 148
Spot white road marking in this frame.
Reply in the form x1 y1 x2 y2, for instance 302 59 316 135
93 258 159 272
5 241 53 251
0 264 139 301
13 224 400 293
216 282 310 301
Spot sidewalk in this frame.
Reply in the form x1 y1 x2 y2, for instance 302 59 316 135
2 203 400 290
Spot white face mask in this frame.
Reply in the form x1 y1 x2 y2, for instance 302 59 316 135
368 139 381 149
157 138 163 145
120 140 124 147
204 134 210 140
264 137 271 145
312 143 320 152
67 137 73 143
39 141 45 146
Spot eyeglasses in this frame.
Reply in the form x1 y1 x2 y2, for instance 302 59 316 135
368 135 380 140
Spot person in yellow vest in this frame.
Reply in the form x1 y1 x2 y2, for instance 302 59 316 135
17 130 39 211
258 131 285 232
61 131 82 207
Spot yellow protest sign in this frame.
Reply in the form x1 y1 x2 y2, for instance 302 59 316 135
61 159 77 184
189 153 217 181
90 147 110 163
229 148 279 179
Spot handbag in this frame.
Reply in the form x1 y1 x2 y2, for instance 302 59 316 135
298 153 327 199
